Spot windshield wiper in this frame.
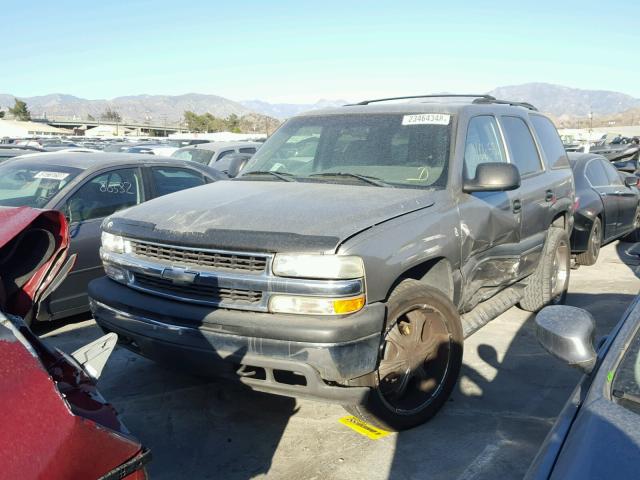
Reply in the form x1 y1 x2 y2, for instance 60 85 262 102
241 171 297 182
308 172 392 187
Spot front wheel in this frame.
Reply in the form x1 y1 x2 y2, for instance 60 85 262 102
345 280 463 431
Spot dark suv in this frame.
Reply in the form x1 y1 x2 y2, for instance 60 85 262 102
89 95 575 430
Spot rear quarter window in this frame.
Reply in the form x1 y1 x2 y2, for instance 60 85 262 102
530 115 570 169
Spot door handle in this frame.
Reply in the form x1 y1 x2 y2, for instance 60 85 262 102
545 189 554 202
512 199 522 213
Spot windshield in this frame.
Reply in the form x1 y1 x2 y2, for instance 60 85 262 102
241 113 452 188
612 324 640 414
0 163 81 208
172 149 214 165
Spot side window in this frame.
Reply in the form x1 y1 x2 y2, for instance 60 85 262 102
151 167 206 197
66 168 143 223
530 115 570 168
239 147 256 154
501 116 543 176
601 159 624 185
216 150 234 161
585 160 610 187
463 116 508 179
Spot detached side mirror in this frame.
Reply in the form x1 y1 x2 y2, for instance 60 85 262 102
624 175 638 187
535 305 598 374
463 162 521 193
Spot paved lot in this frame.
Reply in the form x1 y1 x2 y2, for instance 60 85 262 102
42 241 640 480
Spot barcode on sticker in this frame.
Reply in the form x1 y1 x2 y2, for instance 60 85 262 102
402 114 450 126
34 171 69 180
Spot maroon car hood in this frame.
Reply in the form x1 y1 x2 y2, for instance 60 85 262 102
0 314 143 479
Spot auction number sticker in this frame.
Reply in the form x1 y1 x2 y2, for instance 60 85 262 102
34 171 70 180
402 113 451 126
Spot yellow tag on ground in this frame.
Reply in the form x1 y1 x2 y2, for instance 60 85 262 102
339 416 391 440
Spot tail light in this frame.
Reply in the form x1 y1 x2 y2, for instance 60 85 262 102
573 197 580 212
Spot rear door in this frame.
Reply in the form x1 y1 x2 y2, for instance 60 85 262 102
148 166 208 198
498 115 547 276
584 159 618 240
47 167 145 318
601 159 638 235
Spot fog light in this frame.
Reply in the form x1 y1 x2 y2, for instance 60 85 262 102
269 294 365 315
104 264 127 283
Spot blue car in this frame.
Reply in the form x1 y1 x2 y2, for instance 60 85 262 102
526 300 640 479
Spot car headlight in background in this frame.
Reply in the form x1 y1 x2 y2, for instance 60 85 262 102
269 294 366 315
101 232 131 254
272 254 364 279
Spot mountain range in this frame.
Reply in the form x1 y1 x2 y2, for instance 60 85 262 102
1 83 639 124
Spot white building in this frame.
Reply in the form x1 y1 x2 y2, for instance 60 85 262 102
0 119 72 138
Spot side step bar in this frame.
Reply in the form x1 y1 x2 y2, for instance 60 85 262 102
461 285 524 338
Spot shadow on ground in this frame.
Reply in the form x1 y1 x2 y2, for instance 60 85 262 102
386 289 636 480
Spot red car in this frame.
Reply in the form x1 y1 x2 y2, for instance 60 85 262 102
0 206 150 479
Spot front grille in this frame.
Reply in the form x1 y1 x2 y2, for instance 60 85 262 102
134 272 263 304
131 241 268 273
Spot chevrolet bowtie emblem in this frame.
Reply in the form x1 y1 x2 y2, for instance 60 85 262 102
161 267 198 285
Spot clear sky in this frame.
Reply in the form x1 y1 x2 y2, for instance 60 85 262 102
2 0 639 103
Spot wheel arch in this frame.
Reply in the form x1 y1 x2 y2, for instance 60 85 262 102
385 257 455 303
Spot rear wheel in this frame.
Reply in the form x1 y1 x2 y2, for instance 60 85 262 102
621 210 640 242
345 280 463 431
576 217 602 266
520 227 570 312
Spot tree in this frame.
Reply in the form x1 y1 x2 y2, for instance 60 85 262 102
100 107 122 122
86 113 95 121
0 111 5 119
8 99 30 121
226 113 241 133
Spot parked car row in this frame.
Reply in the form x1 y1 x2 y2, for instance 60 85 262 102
6 97 640 430
3 95 640 479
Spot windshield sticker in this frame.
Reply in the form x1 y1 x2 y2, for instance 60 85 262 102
402 114 451 126
34 171 69 180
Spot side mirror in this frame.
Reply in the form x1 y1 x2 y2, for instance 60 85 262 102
227 155 251 178
624 175 638 187
463 162 521 193
535 305 598 374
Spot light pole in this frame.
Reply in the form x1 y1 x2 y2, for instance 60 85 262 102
588 111 593 133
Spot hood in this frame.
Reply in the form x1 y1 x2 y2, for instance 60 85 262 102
105 180 437 252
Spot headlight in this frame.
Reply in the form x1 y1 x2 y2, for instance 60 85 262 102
101 232 131 254
269 294 365 315
272 254 364 279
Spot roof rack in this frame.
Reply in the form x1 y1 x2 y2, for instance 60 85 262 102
471 97 538 111
348 94 538 111
349 94 496 106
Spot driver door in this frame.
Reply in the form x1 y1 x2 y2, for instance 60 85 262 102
45 167 144 319
458 115 522 310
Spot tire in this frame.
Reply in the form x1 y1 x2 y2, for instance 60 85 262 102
576 217 602 266
519 227 570 312
344 280 463 431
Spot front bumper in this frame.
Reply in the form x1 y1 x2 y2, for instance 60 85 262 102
89 277 385 404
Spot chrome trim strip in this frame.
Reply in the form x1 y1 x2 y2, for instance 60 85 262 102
102 249 365 311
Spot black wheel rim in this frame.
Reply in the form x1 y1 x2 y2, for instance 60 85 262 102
377 304 452 414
